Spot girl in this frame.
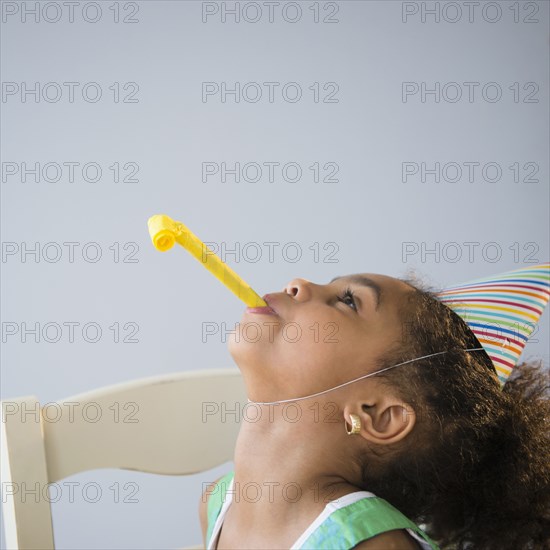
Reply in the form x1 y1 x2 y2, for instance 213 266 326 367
200 270 550 549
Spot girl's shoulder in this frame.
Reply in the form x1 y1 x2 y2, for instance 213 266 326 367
352 529 427 549
202 471 235 546
295 489 439 550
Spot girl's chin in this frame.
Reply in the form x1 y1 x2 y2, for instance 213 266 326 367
227 321 281 351
227 337 272 368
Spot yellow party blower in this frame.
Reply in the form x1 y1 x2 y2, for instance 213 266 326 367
147 214 268 308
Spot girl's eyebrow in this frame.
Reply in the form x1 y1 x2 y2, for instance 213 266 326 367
329 275 383 311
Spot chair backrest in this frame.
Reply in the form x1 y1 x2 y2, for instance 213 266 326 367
1 368 247 549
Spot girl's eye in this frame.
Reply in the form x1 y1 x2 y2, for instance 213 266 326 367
337 287 357 312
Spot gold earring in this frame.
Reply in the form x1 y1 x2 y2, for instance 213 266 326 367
345 414 361 435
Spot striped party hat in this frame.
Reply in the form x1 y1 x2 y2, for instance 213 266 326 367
437 264 550 386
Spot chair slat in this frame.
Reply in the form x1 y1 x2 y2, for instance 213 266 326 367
1 397 55 549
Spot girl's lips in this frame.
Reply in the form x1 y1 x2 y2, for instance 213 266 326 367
245 306 277 315
244 294 279 316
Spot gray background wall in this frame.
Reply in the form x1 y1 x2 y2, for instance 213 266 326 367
1 0 549 548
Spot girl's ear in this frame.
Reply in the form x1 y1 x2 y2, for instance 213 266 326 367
343 395 416 446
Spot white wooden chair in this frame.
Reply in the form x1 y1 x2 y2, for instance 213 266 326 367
1 368 247 550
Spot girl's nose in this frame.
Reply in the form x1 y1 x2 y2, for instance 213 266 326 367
284 278 313 301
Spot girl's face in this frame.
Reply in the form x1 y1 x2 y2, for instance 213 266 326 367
228 273 414 402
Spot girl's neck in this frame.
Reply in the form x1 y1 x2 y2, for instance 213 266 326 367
215 410 364 548
231 403 363 510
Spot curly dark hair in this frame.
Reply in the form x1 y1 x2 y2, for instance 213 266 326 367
357 278 550 550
